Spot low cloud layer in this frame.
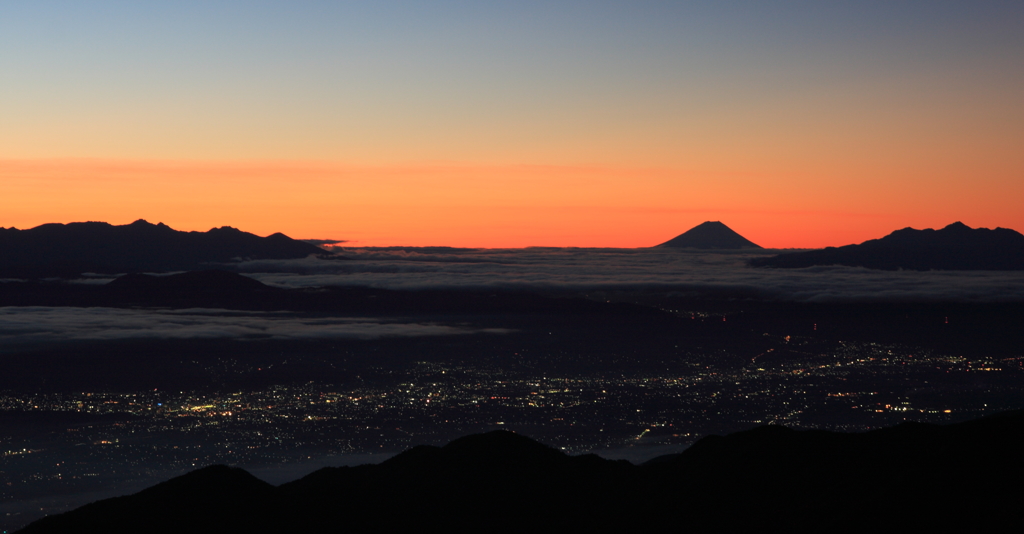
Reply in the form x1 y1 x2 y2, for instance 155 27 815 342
0 307 509 346
233 248 1024 303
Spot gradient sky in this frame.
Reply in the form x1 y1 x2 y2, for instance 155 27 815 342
2 1 1022 248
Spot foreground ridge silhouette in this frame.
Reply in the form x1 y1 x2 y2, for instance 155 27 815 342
656 221 762 249
20 411 1024 533
752 222 1024 270
0 219 324 278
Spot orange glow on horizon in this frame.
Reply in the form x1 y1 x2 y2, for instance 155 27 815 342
2 158 1022 249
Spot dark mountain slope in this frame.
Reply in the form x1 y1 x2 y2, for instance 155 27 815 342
752 222 1024 270
20 412 1024 533
650 409 1024 531
0 219 323 277
656 221 761 249
20 466 274 534
278 431 637 531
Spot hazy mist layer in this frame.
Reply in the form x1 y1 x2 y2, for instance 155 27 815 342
230 248 1024 303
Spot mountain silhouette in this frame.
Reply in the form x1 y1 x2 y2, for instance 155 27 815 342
106 270 273 293
0 220 324 278
656 221 761 249
752 222 1024 270
20 411 1024 533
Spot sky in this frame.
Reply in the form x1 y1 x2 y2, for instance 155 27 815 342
2 1 1022 248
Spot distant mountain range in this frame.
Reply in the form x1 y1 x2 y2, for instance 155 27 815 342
656 221 761 249
0 220 324 278
0 270 671 321
752 222 1024 270
20 410 1024 533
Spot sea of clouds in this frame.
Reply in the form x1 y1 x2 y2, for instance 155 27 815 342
0 307 510 347
229 247 1024 303
31 248 1022 345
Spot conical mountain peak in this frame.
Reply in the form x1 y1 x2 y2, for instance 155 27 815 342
656 221 761 249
